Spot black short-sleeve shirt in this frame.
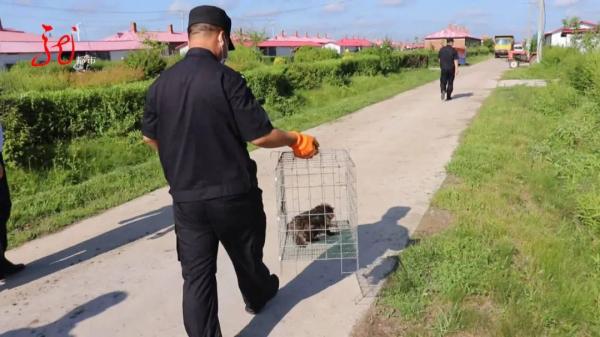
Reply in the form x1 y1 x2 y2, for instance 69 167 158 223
142 47 274 202
438 45 458 70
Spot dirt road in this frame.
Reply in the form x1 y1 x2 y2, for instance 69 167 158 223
0 59 506 337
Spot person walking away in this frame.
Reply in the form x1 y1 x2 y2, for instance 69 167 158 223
141 5 319 337
439 38 459 101
0 122 25 280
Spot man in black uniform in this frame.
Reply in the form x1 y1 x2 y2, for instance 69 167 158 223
141 5 319 337
0 123 25 280
438 38 459 101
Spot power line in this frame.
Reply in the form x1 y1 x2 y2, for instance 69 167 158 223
0 0 177 14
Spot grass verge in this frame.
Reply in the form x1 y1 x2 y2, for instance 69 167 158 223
7 68 438 248
367 55 600 336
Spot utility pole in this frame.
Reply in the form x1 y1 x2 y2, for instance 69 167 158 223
536 0 545 63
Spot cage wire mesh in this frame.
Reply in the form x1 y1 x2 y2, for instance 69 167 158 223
275 149 358 274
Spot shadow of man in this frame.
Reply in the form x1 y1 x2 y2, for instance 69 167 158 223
0 291 127 337
1 206 174 292
450 92 474 100
236 206 411 337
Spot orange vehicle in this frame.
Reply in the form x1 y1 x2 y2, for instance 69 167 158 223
507 43 536 68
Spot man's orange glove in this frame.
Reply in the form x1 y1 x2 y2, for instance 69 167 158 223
290 131 319 159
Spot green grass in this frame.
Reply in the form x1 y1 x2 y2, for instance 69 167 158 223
6 68 438 248
502 62 562 80
377 55 600 336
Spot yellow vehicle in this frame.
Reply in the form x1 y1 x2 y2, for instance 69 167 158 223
494 35 514 58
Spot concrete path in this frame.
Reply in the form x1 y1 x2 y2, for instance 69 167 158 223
0 59 506 337
497 79 547 87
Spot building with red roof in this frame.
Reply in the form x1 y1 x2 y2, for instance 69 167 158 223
0 19 185 70
424 25 481 51
103 22 187 56
258 31 333 56
544 20 598 47
335 37 373 53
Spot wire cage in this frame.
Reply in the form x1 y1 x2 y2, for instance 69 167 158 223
275 149 358 274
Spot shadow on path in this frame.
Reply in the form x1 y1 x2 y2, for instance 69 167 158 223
237 206 412 337
451 92 474 100
0 291 127 337
1 207 174 292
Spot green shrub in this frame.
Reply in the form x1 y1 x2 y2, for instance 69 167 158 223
226 45 264 71
0 81 150 167
467 46 491 57
124 49 166 79
0 61 72 94
243 66 292 103
284 59 349 89
165 54 183 69
293 47 339 63
273 57 288 66
343 55 382 76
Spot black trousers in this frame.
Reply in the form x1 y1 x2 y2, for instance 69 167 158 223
0 153 11 258
440 67 456 99
174 187 276 337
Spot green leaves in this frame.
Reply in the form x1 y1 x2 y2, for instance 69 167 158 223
0 82 149 168
124 49 167 79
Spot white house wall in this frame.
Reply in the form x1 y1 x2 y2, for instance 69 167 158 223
109 50 132 61
0 52 53 70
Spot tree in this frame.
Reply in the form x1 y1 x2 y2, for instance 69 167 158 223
562 16 581 29
529 34 538 53
482 37 495 53
562 16 600 50
248 31 267 47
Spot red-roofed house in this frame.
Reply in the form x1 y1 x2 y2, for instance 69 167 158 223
258 31 333 56
326 37 374 53
544 20 598 47
424 25 481 51
0 18 53 69
103 22 187 57
1 19 186 70
176 31 258 55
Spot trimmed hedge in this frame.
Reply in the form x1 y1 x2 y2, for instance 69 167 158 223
0 52 431 167
0 81 150 167
467 46 492 57
293 46 339 63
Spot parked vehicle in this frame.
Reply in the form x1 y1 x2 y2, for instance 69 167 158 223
494 35 515 58
507 43 536 68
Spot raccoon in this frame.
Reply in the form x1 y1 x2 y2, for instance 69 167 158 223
287 204 337 246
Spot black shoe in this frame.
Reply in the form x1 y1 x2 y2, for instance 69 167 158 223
446 96 452 101
245 275 279 315
0 260 25 279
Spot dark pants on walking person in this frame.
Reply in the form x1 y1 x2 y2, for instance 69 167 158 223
0 153 11 259
174 187 277 337
440 67 455 99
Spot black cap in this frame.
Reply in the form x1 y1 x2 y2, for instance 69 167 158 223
188 5 235 50
447 38 454 43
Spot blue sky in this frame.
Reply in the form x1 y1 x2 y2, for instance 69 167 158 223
0 0 598 41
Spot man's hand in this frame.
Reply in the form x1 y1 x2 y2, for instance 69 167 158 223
290 131 319 159
0 162 4 180
143 136 159 151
